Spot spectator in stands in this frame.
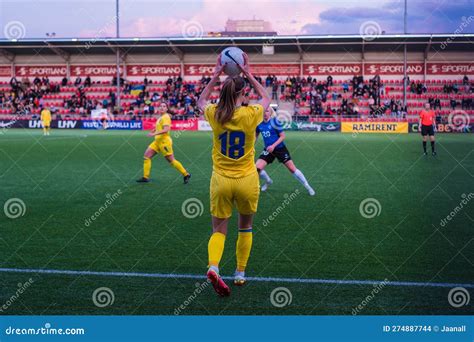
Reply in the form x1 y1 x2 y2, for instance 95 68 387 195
463 75 469 85
450 97 457 110
326 75 333 86
84 76 91 87
271 82 278 100
74 76 82 86
61 77 68 86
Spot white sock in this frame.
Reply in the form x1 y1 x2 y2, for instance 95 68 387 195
209 265 219 274
293 169 310 188
259 169 272 183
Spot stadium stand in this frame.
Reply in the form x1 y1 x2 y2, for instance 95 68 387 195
0 35 473 123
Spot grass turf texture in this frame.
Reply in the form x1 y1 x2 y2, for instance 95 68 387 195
0 129 473 315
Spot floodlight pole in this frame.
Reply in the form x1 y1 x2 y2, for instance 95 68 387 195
116 0 121 114
403 0 408 110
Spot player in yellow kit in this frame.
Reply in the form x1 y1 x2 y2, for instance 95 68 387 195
197 53 270 296
136 102 191 184
40 107 52 136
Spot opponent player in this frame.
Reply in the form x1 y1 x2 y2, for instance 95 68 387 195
197 53 270 296
419 102 436 156
136 102 191 183
40 106 52 136
256 108 315 196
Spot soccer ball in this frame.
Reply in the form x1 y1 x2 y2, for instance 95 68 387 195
221 47 245 77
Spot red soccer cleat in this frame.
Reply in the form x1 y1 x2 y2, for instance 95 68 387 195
207 269 231 297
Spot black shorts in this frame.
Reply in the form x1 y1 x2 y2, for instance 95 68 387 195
421 124 434 136
258 146 292 164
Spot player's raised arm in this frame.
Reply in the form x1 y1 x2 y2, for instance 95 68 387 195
197 54 225 112
238 53 271 110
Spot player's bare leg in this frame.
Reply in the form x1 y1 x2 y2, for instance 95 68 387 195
234 213 254 286
256 159 272 191
207 217 231 297
284 160 315 196
136 147 156 182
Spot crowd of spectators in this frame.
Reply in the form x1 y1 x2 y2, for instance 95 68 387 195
0 73 472 119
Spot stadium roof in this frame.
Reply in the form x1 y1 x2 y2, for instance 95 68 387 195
0 34 473 57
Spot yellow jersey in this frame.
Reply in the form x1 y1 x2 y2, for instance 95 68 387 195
205 104 263 178
41 109 51 123
155 113 172 141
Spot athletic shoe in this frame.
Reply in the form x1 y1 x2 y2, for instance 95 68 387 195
136 177 150 183
423 152 428 156
432 151 437 156
207 269 231 297
261 178 273 192
308 187 316 196
183 174 191 184
234 271 246 286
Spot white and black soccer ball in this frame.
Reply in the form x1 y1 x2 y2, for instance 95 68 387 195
221 47 245 77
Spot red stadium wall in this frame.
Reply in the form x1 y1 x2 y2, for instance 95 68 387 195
1 51 472 82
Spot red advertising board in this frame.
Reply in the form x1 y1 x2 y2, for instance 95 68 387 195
127 64 181 76
426 63 474 75
364 63 424 75
184 64 215 76
303 63 362 75
71 65 123 77
142 119 198 131
15 65 67 77
0 66 11 77
184 64 300 76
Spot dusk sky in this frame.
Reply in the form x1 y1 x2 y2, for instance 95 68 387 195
0 0 473 39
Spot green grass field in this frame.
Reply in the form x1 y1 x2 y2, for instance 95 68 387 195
0 129 473 315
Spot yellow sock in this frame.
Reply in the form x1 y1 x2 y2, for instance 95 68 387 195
208 232 226 268
43 127 47 134
170 159 188 176
143 157 151 179
236 228 253 272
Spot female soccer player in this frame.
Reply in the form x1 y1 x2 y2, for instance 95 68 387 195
40 106 52 136
197 53 270 296
136 102 191 183
419 102 436 156
256 108 315 196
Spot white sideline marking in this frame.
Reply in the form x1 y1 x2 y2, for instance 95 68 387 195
0 267 473 289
